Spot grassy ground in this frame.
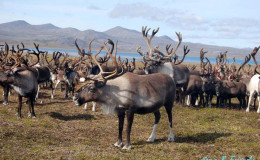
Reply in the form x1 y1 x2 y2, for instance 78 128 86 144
0 87 259 160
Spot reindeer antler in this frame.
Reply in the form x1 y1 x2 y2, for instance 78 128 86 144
237 54 251 76
251 46 260 65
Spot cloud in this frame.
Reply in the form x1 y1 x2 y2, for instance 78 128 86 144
210 18 260 39
109 3 170 21
109 3 209 31
166 14 209 31
87 5 102 11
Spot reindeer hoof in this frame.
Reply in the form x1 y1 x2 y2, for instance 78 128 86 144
147 136 155 142
32 116 37 119
246 109 249 112
167 135 175 142
3 102 8 105
114 141 123 148
122 145 132 150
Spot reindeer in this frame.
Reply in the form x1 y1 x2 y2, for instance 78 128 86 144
215 80 247 109
246 46 260 113
137 26 190 105
201 57 217 108
45 51 78 99
73 39 176 150
0 42 11 105
186 74 204 107
0 44 42 118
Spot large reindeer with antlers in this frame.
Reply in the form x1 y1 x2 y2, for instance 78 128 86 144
73 39 176 150
0 43 45 118
75 39 120 111
137 26 190 105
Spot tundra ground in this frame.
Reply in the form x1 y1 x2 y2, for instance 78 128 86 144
0 87 259 160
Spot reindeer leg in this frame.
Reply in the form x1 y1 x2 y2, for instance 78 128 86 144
30 95 36 118
257 96 260 113
246 92 253 112
3 85 9 105
147 110 160 142
27 97 32 117
216 96 220 108
238 98 242 110
17 95 22 119
186 95 190 106
50 81 54 99
122 110 134 150
35 84 40 101
114 110 125 148
92 102 97 112
52 80 60 99
84 103 88 110
253 94 257 110
71 83 75 97
209 94 213 108
205 94 209 107
64 83 69 99
229 98 232 109
165 103 174 142
200 93 205 107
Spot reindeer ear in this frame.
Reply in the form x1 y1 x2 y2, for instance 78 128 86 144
94 81 106 88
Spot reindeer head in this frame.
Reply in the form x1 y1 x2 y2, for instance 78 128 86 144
137 26 187 74
73 39 120 106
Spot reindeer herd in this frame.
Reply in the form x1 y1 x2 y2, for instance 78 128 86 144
0 26 259 150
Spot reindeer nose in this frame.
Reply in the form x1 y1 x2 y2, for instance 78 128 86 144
73 94 79 101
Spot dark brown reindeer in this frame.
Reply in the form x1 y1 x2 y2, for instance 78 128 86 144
29 43 54 101
186 74 204 107
215 79 247 109
186 50 209 107
137 26 190 105
73 39 176 150
201 57 217 108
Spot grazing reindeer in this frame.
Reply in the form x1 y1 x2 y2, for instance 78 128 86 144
137 26 190 105
73 40 176 150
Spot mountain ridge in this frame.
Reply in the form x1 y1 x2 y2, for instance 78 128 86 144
0 20 254 59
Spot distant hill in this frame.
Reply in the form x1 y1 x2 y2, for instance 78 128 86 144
0 20 254 60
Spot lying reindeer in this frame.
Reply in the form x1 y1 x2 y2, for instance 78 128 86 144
73 39 176 150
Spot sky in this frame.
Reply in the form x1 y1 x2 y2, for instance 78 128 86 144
0 0 259 49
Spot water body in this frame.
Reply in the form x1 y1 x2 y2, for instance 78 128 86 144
38 48 258 65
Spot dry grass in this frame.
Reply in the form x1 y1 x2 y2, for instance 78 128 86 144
0 86 259 160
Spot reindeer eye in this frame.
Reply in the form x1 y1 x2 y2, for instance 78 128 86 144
89 86 96 93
